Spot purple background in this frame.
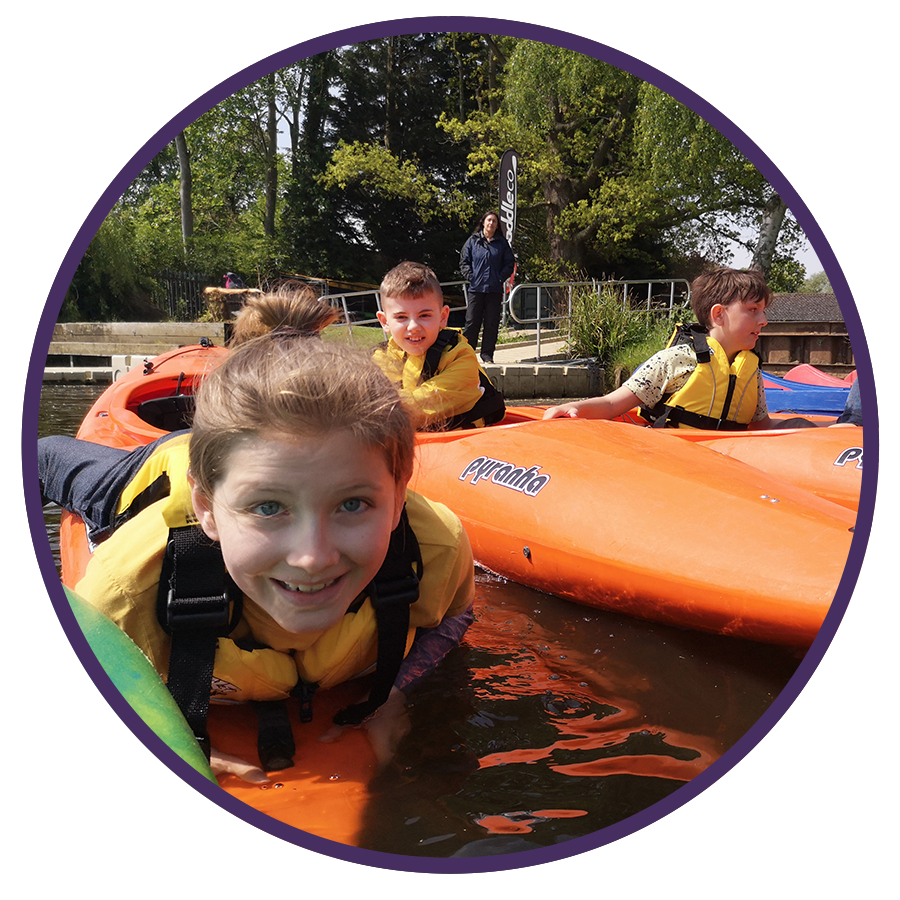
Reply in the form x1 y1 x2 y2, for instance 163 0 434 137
21 16 880 874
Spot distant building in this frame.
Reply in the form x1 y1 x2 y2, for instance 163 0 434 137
759 293 854 375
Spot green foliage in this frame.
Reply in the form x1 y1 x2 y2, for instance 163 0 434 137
802 270 833 293
60 208 162 321
634 84 804 267
566 283 674 374
766 256 806 293
322 141 473 224
606 325 672 386
65 31 817 322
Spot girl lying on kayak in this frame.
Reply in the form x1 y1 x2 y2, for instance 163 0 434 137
44 323 475 783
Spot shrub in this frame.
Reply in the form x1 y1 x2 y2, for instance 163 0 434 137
566 283 680 379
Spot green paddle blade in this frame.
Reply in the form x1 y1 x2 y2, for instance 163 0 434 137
66 586 216 782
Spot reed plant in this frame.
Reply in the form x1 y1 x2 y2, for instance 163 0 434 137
566 284 682 386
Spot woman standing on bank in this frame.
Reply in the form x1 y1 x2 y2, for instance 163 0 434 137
459 210 515 365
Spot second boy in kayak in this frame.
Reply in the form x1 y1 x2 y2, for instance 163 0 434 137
544 268 776 431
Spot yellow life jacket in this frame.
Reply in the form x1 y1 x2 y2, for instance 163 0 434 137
421 329 506 429
374 329 505 430
641 325 760 431
115 432 194 525
76 436 472 761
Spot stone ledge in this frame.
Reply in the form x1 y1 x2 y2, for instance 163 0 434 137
43 368 114 384
485 363 600 399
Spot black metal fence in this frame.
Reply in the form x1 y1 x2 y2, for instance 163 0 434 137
158 269 213 320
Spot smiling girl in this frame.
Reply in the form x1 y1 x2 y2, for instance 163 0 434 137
72 333 475 780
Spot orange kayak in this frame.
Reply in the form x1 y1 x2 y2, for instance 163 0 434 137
411 416 854 647
511 405 863 512
64 346 854 646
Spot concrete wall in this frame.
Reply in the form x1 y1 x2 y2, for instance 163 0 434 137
47 322 228 358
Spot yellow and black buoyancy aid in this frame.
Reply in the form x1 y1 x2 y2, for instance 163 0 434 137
641 324 760 431
422 329 506 429
111 435 423 769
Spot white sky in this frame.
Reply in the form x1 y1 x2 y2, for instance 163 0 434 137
732 234 823 276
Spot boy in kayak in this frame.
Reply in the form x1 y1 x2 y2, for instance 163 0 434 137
373 261 505 430
543 268 777 430
44 315 475 783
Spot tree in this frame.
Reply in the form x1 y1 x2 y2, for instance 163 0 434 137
61 207 163 321
440 40 673 280
317 34 476 279
635 84 803 276
70 31 821 321
803 270 833 293
766 256 806 293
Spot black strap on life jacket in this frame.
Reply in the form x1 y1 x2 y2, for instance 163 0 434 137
422 329 506 430
331 505 422 726
156 507 422 770
640 323 751 432
156 525 243 761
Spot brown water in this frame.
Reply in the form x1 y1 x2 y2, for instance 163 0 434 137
35 383 803 858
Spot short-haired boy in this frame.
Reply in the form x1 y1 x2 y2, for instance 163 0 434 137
544 268 777 430
374 261 505 430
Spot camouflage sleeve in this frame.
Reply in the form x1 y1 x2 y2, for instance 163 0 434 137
394 604 474 694
622 345 697 407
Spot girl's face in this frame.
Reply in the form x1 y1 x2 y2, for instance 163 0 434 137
482 214 499 239
190 430 405 635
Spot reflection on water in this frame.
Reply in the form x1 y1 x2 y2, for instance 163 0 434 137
35 383 803 856
363 577 800 856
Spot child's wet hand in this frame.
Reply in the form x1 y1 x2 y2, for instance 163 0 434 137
318 688 411 771
362 688 411 769
209 747 270 784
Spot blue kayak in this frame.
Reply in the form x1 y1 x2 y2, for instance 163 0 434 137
762 372 849 416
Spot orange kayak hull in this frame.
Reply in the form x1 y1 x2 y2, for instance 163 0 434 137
412 417 854 647
65 348 854 647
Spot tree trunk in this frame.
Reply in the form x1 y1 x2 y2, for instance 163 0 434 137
264 73 278 239
544 178 589 276
750 192 787 276
384 36 397 153
174 131 193 258
486 42 499 116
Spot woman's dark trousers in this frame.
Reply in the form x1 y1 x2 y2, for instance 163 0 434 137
463 291 502 362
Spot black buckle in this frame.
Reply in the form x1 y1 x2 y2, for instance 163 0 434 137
371 574 420 608
166 590 232 632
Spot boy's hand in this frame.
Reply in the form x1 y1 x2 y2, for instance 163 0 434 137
318 687 411 771
542 404 579 420
210 747 270 784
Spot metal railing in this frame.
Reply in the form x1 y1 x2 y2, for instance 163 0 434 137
158 269 213 319
506 279 691 359
322 281 472 343
324 277 691 359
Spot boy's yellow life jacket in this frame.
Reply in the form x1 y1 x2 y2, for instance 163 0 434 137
374 328 505 430
422 329 506 429
641 324 760 431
